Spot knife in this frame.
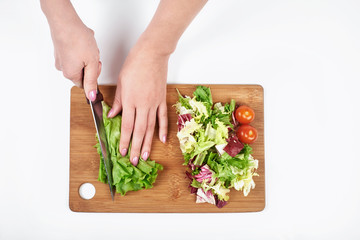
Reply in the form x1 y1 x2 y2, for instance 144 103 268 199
88 89 115 201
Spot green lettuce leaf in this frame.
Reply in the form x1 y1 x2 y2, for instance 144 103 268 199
199 144 258 197
189 98 210 120
177 118 202 154
211 100 235 128
95 102 163 196
176 88 192 110
214 119 228 145
194 85 213 105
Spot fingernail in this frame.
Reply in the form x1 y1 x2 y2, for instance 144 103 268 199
107 109 114 118
161 135 166 143
121 148 127 156
142 152 149 161
89 90 97 101
131 156 139 166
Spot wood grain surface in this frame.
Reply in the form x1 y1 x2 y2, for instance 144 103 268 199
69 84 265 212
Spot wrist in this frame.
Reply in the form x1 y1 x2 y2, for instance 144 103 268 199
137 31 177 57
41 0 84 37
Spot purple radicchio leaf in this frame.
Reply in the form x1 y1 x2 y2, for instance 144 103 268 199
194 165 212 183
177 114 192 131
215 194 228 208
189 186 198 194
185 171 193 180
196 188 216 205
223 135 244 157
231 110 239 128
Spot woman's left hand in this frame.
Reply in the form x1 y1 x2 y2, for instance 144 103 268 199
108 40 169 166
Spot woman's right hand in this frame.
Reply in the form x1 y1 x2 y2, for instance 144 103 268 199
42 0 101 101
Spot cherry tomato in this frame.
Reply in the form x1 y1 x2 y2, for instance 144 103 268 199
236 124 258 144
235 105 255 124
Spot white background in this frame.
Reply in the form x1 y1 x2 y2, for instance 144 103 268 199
1 0 360 239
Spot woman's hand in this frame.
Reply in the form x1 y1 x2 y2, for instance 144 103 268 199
41 0 207 166
51 24 101 100
108 41 169 166
41 0 101 101
105 0 207 166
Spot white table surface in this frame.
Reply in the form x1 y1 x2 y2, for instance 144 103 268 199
1 0 360 239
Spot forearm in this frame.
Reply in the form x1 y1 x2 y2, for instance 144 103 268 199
40 0 84 35
41 0 100 95
138 0 208 55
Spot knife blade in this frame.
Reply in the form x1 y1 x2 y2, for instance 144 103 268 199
88 89 115 200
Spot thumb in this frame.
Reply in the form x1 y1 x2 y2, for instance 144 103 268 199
108 83 122 118
83 61 100 101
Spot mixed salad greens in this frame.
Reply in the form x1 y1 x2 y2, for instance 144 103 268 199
95 102 163 196
174 86 259 208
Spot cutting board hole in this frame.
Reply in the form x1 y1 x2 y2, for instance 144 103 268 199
79 183 96 200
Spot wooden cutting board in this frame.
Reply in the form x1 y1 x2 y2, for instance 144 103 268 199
69 84 265 212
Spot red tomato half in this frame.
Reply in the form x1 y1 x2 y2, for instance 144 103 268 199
235 105 255 124
236 124 258 144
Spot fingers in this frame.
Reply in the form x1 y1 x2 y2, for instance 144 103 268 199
60 60 101 93
119 106 135 159
83 61 100 101
157 101 168 144
141 109 157 161
62 68 83 88
129 109 148 166
108 83 122 118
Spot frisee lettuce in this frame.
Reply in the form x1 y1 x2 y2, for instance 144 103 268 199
174 86 259 208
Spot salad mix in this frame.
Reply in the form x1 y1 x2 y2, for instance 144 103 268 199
174 86 259 208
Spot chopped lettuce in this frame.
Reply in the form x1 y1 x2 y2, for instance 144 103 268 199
177 118 202 154
196 188 216 205
192 141 215 158
214 119 228 145
189 98 210 120
215 143 227 156
210 182 230 201
214 102 225 114
176 89 192 110
194 85 213 105
95 102 163 196
204 123 216 140
174 85 259 208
